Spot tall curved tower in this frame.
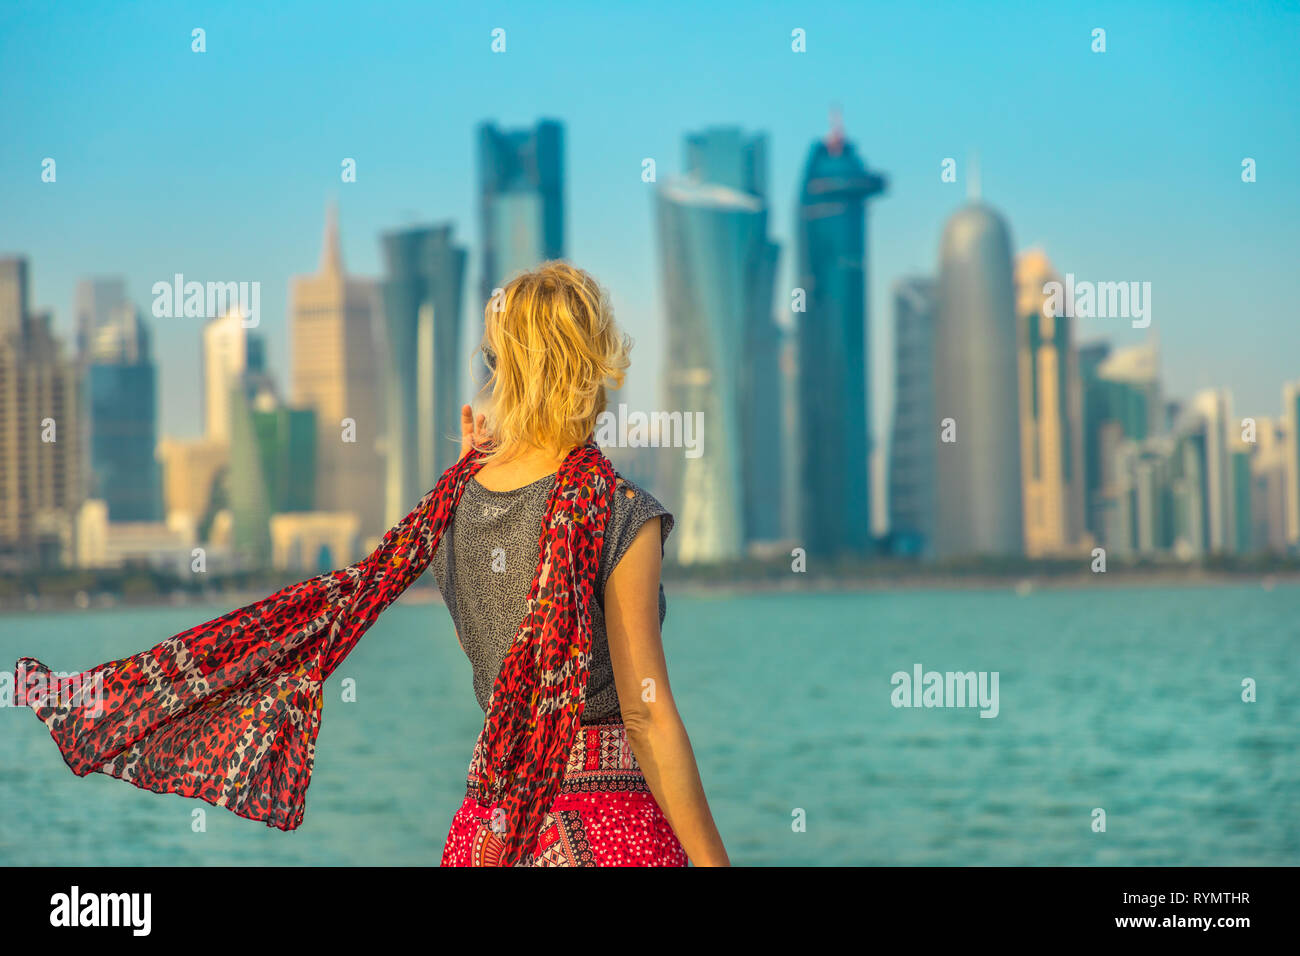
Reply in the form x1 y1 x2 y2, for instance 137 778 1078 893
655 127 779 564
378 225 467 527
933 202 1024 558
794 114 887 557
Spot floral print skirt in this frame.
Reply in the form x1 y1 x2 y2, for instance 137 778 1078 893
441 720 687 867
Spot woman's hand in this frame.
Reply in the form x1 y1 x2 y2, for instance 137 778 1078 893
459 404 488 460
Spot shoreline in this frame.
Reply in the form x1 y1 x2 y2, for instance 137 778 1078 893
662 570 1300 598
2 568 1296 615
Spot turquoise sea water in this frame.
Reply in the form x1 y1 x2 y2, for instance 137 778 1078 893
1 584 1297 866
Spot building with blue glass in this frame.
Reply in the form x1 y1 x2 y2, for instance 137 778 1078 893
655 127 780 563
478 120 564 304
793 119 886 557
378 225 467 526
887 276 936 557
84 300 162 522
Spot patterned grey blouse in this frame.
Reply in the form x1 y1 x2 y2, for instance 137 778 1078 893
430 472 673 723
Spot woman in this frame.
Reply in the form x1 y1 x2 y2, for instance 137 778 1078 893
436 262 728 866
14 261 728 868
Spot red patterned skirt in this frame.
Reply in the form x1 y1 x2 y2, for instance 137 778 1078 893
441 720 687 867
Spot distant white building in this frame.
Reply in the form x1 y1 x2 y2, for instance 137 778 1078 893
1284 382 1300 549
1249 418 1289 553
270 511 361 572
1191 389 1234 554
201 308 248 443
75 499 202 575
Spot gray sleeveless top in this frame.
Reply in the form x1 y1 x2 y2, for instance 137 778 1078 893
430 472 673 723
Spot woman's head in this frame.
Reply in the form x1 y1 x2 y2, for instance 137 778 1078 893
474 261 630 461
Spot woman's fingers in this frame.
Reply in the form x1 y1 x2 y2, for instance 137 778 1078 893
460 404 474 457
460 406 490 459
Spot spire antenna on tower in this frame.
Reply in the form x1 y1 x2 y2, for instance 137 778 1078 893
320 199 344 274
826 103 845 156
968 150 981 202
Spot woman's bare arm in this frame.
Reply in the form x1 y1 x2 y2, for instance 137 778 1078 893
604 517 730 866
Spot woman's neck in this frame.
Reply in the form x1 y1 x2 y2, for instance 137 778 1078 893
474 442 573 493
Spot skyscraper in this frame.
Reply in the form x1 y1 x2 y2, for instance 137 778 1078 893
1191 388 1235 554
1080 340 1162 545
655 127 780 563
227 378 275 566
777 331 800 543
1230 438 1253 554
793 116 887 556
0 258 30 340
1250 416 1291 553
684 127 787 549
1015 249 1085 555
251 403 317 515
84 294 162 521
478 120 564 306
74 277 128 359
888 276 937 557
225 330 319 567
932 199 1023 558
228 377 318 566
290 204 385 536
1284 381 1300 549
1079 341 1113 540
378 224 467 526
1109 435 1173 556
1167 421 1208 559
201 307 249 442
0 259 81 568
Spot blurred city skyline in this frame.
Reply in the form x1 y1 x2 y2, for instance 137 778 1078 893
3 0 1297 461
4 3 1298 885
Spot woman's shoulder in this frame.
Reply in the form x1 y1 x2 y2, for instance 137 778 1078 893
611 473 672 525
605 473 674 564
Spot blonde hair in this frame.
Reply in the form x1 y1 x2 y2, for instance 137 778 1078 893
472 261 630 462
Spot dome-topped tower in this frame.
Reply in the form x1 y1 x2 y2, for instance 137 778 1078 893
932 199 1024 558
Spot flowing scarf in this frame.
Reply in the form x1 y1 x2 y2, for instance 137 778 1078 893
14 440 616 865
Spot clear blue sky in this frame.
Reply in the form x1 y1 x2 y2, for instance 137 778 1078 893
2 0 1298 447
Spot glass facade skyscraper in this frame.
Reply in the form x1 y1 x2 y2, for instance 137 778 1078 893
225 332 285 566
228 380 273 567
1169 426 1208 558
1191 388 1235 555
793 120 886 556
1249 417 1290 554
75 277 128 359
1080 341 1162 545
888 277 936 557
478 120 564 304
1231 445 1253 554
84 301 162 522
655 127 780 563
379 225 467 526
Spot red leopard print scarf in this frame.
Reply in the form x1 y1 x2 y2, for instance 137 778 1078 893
14 440 615 865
